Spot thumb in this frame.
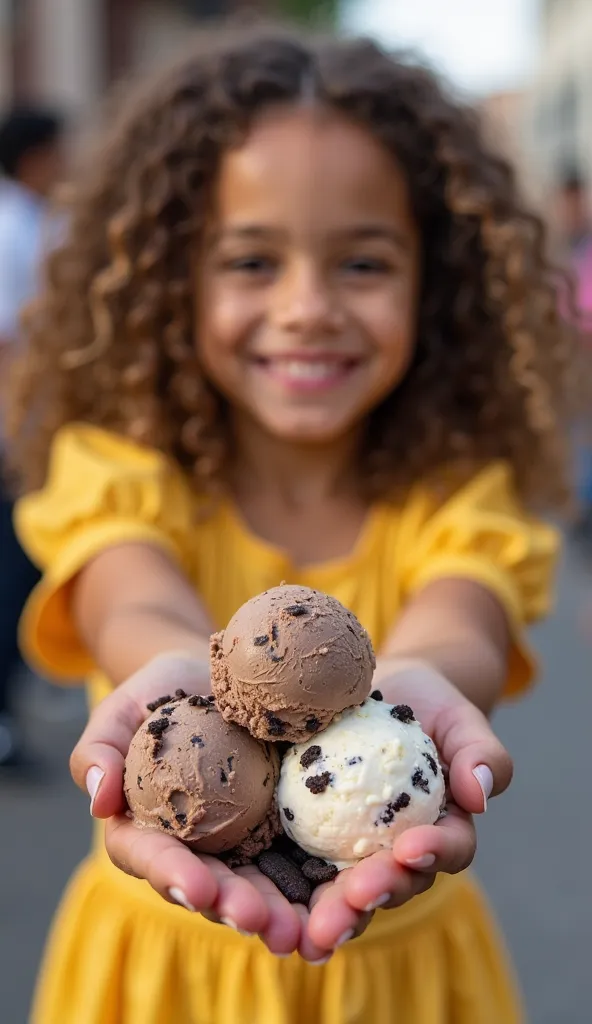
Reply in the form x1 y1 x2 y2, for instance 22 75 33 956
436 700 514 814
70 653 210 818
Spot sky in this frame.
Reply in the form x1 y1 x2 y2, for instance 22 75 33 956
343 0 541 97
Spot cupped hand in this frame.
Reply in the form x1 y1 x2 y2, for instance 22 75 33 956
69 653 306 958
304 664 513 955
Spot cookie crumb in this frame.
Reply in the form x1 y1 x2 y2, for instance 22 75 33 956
412 768 430 793
300 745 322 770
379 792 411 825
284 604 308 616
305 716 321 733
190 735 204 747
175 689 187 699
175 813 187 826
390 704 415 724
188 695 213 708
305 771 332 794
302 858 338 884
158 817 172 830
256 851 311 904
147 718 169 737
265 712 286 737
283 807 295 821
220 768 228 784
253 635 269 646
146 695 172 712
423 752 439 776
346 756 362 766
370 690 383 701
137 775 143 790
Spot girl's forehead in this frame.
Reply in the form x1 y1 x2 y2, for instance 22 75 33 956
211 107 415 233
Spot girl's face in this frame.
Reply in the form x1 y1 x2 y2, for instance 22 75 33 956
196 106 420 445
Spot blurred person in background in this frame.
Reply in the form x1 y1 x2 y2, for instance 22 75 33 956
5 25 584 1024
0 107 65 768
555 167 592 313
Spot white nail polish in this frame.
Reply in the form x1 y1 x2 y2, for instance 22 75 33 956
334 928 355 948
220 916 255 937
472 764 494 812
363 892 391 912
405 854 436 870
168 887 196 912
309 955 332 966
86 766 105 816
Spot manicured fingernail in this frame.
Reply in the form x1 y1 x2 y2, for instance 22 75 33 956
220 917 255 937
168 887 196 912
309 955 332 966
405 853 436 870
275 952 293 959
472 764 494 812
86 766 105 815
364 892 391 912
334 928 355 949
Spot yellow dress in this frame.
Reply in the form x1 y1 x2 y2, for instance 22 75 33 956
16 424 559 1024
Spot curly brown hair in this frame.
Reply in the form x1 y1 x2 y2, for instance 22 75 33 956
5 22 586 509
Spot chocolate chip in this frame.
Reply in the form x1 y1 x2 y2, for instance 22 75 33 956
175 689 187 699
137 775 143 790
284 604 308 616
146 695 172 712
220 769 228 784
346 756 362 766
370 689 383 701
256 851 311 904
305 716 320 733
390 704 415 724
300 745 322 770
265 712 286 737
253 635 269 646
175 813 187 826
158 817 172 829
283 807 295 821
379 792 411 825
147 718 169 737
188 695 212 708
269 652 284 663
305 771 332 794
412 768 430 793
423 752 438 776
286 843 309 867
190 735 204 747
302 858 339 884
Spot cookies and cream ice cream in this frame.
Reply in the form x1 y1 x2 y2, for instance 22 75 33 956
277 697 445 868
210 585 375 743
124 694 280 863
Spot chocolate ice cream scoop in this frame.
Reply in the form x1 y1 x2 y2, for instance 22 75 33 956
124 695 281 864
210 585 375 743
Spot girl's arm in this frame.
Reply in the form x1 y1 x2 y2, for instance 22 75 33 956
375 578 511 714
73 542 216 685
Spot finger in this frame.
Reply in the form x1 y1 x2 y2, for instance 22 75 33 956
234 864 301 955
105 815 218 911
292 903 334 964
307 869 370 952
434 701 513 813
393 804 476 875
70 657 209 817
340 850 432 914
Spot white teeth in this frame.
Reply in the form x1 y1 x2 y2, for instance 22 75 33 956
276 361 338 381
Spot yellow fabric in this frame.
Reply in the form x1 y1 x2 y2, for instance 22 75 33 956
15 423 558 1024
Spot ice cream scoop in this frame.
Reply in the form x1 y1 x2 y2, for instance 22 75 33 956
276 697 445 868
124 693 281 863
210 584 375 743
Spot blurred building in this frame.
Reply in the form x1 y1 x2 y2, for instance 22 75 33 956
524 0 592 192
0 0 267 113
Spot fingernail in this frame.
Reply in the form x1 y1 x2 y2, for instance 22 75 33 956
334 928 355 949
405 854 436 870
168 887 196 912
363 892 391 912
220 916 255 937
275 953 293 959
472 764 494 812
86 766 105 816
309 955 332 966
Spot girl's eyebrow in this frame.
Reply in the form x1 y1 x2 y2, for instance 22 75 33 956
213 224 411 250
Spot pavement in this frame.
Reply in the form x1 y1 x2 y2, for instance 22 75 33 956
1 539 591 1023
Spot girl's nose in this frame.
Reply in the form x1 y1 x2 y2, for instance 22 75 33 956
273 264 344 335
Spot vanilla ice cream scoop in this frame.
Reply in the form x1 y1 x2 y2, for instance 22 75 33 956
277 697 445 868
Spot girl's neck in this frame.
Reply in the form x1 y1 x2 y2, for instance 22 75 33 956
228 411 362 510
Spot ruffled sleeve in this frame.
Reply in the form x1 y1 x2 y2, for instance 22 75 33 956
398 462 560 698
14 424 195 681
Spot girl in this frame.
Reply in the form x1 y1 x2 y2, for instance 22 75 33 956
7 24 579 1024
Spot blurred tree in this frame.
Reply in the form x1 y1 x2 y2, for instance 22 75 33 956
275 0 339 24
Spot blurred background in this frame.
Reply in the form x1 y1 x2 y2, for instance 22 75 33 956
1 1 591 1021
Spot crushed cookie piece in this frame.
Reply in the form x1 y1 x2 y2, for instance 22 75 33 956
137 775 143 790
305 716 320 733
390 704 415 724
346 756 362 766
188 695 212 708
190 735 204 747
300 745 322 770
158 817 172 830
147 718 169 737
412 768 430 793
284 604 308 616
283 807 295 821
146 695 172 712
305 771 332 794
175 813 187 826
302 858 338 884
370 689 383 701
265 712 286 737
423 752 438 776
378 792 411 825
256 851 311 904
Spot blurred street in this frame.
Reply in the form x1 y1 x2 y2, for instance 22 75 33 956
0 536 590 1024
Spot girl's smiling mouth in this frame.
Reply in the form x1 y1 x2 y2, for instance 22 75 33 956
249 353 363 392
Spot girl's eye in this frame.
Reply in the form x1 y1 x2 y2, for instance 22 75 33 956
341 257 391 275
223 255 277 274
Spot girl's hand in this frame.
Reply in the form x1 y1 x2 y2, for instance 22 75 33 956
69 654 319 960
304 663 513 954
